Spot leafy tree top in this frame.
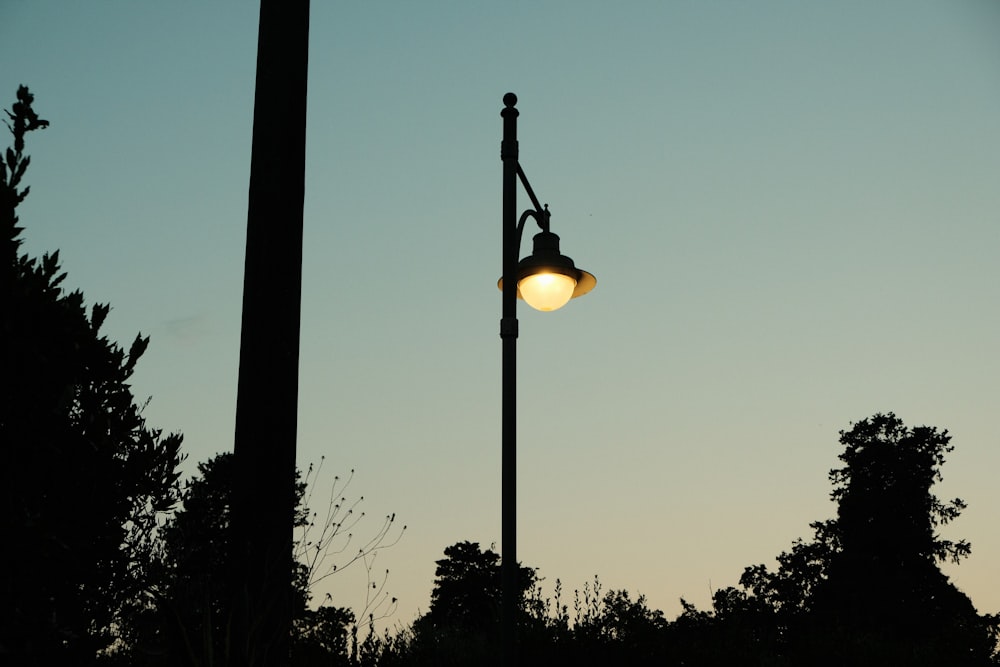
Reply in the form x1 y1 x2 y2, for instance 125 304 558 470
1 85 183 664
831 412 969 567
2 86 47 275
733 413 996 664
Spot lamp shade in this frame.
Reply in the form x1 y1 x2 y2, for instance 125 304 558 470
498 230 596 311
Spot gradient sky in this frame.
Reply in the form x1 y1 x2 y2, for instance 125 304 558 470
4 1 1000 626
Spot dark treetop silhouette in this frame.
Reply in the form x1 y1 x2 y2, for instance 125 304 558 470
390 416 999 667
1 86 184 665
731 413 999 665
137 452 403 666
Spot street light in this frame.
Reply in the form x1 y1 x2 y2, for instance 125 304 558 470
498 226 597 311
498 92 595 664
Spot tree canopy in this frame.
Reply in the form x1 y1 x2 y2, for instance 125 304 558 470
400 415 999 666
1 85 184 664
136 452 402 666
138 452 318 665
737 413 998 664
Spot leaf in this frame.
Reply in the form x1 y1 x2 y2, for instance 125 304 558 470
125 334 150 373
14 154 30 182
91 302 110 331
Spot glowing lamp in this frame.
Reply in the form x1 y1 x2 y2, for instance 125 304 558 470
498 230 596 312
518 272 577 311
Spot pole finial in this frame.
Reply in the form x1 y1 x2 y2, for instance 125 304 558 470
503 92 517 108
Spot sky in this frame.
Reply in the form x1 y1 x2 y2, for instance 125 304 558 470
3 1 1000 627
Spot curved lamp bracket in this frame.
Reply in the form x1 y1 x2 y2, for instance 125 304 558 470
516 205 550 247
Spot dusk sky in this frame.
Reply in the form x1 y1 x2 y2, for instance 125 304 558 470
3 1 999 626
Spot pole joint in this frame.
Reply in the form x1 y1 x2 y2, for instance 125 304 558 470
500 316 519 339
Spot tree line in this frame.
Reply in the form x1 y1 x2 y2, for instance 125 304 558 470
3 86 998 666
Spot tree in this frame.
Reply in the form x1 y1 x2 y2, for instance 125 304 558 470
143 452 403 666
737 413 998 664
143 453 279 665
736 517 840 646
1 86 184 664
410 541 537 665
562 580 668 664
810 413 996 663
409 550 675 666
422 541 505 631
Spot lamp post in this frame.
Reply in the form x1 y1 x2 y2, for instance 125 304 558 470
498 92 595 665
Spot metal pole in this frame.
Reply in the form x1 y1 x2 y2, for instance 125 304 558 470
500 92 519 667
232 1 309 665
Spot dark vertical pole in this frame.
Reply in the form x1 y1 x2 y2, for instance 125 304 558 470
500 92 519 667
232 2 309 666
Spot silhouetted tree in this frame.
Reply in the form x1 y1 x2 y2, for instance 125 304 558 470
809 413 996 664
404 544 676 666
291 606 355 666
1 86 184 664
139 453 300 665
409 541 537 665
559 579 668 664
139 452 400 666
737 413 999 665
421 541 505 630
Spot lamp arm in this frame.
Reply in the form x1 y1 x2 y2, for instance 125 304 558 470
515 208 549 246
515 163 550 232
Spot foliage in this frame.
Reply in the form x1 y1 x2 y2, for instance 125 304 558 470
418 541 518 631
406 541 535 665
291 606 355 666
136 452 403 666
733 413 998 664
327 413 999 664
404 544 670 666
554 579 669 664
811 413 995 663
138 453 279 665
1 86 184 664
737 517 840 637
831 412 970 566
296 458 406 628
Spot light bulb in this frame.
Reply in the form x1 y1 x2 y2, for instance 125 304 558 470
518 272 577 312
